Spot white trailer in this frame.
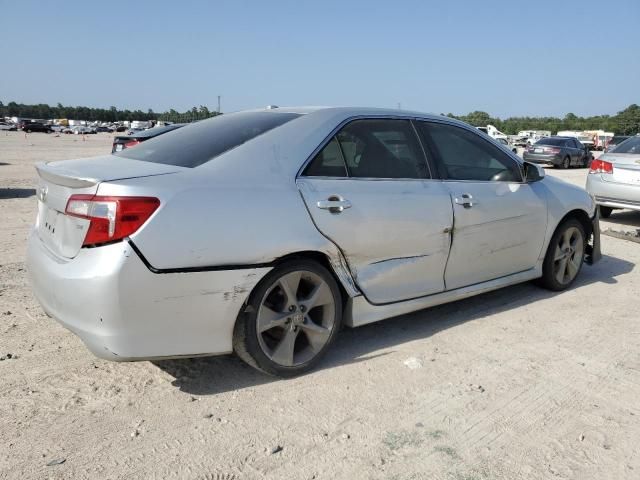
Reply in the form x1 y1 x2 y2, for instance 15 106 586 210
476 125 508 140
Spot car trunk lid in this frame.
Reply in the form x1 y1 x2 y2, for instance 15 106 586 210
35 155 184 259
599 153 640 185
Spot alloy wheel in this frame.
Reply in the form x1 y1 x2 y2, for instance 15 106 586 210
256 270 336 367
552 226 584 285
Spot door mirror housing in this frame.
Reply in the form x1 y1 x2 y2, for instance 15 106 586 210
523 161 545 183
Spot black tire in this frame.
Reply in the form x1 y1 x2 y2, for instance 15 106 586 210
233 259 342 377
561 156 570 169
537 218 586 291
26 129 31 133
599 206 613 218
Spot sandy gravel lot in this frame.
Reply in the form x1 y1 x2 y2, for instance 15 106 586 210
1 131 639 479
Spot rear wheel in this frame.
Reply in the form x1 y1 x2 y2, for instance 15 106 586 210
537 218 585 291
561 156 570 169
233 260 342 377
599 206 613 218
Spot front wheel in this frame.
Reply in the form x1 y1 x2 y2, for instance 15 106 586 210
233 260 342 377
537 218 585 291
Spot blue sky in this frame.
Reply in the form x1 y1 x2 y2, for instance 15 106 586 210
1 0 638 118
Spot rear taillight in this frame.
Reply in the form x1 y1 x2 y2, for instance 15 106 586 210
65 195 160 246
589 159 613 174
124 139 140 149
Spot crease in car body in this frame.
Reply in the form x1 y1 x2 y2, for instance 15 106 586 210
294 186 362 295
370 253 432 265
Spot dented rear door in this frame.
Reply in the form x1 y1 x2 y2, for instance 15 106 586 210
298 178 453 304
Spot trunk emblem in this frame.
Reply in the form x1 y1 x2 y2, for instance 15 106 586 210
38 185 48 202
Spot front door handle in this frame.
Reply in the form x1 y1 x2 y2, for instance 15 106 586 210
317 195 352 214
454 193 475 208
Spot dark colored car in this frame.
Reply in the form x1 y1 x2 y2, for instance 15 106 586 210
20 122 52 133
111 124 186 153
96 126 114 133
605 136 631 152
523 136 591 169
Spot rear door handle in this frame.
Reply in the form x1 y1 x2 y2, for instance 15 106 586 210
317 195 352 214
454 193 475 208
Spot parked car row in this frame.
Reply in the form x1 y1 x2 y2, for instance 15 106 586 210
111 124 186 152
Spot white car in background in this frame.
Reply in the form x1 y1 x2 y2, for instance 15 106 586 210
586 135 640 218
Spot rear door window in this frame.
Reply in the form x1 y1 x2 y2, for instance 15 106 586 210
304 137 348 177
336 119 429 179
114 112 301 168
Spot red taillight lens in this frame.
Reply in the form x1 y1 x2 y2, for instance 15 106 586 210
589 159 613 174
124 139 140 149
65 195 160 246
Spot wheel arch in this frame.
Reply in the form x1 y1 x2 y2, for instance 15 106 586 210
271 250 359 309
554 208 593 240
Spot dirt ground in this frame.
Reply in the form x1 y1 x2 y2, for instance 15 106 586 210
1 131 639 480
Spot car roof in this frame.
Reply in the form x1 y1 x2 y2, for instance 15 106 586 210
239 105 442 118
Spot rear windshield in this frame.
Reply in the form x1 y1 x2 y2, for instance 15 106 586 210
535 137 566 146
114 112 301 167
610 136 640 154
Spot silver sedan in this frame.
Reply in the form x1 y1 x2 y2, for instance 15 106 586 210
27 107 601 376
586 135 640 218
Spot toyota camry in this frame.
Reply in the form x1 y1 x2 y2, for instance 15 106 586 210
27 107 601 376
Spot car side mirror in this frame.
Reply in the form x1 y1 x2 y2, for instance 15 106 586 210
523 161 545 183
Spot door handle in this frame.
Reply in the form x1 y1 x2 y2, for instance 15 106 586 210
317 195 352 214
454 193 475 208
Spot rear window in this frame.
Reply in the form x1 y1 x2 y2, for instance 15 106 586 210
610 136 640 154
114 112 301 167
535 137 566 146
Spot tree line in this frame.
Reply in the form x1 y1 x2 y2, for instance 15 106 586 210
0 101 220 124
1 100 638 134
446 104 640 136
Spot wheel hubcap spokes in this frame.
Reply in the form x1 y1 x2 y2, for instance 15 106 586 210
552 227 584 284
257 271 335 367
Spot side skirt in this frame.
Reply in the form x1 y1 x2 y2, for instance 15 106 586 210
344 267 541 328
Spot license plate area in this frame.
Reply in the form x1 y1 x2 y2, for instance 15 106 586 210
534 148 543 153
38 203 62 244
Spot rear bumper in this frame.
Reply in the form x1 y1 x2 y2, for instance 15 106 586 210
586 174 640 211
27 230 270 360
522 153 561 165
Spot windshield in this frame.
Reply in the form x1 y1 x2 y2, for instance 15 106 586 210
115 112 301 167
609 136 640 154
535 137 566 146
